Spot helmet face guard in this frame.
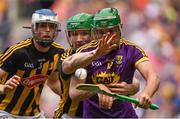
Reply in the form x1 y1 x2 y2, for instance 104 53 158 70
66 13 93 49
32 9 60 47
66 29 91 49
94 25 121 40
93 8 121 41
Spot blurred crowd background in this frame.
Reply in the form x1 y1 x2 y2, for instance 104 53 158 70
0 0 180 118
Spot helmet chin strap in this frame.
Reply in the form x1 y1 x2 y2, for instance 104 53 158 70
33 30 57 48
35 39 53 47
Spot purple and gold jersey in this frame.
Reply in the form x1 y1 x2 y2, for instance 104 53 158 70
77 38 149 118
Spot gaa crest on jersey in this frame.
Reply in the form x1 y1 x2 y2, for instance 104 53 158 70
115 55 123 67
92 71 120 84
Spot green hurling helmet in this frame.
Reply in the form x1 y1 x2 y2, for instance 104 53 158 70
67 13 94 30
66 13 94 49
94 8 121 28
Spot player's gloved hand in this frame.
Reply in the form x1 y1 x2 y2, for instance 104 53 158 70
108 81 139 96
94 32 118 58
1 75 21 94
96 84 114 109
135 92 152 109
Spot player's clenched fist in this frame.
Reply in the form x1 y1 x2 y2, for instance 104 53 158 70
97 84 114 109
108 80 139 96
0 75 21 94
135 92 152 109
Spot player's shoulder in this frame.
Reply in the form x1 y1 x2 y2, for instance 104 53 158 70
51 42 65 50
76 40 98 53
10 38 32 48
120 38 144 50
0 38 32 62
61 47 75 60
3 38 32 54
120 38 147 57
120 38 136 46
66 47 75 54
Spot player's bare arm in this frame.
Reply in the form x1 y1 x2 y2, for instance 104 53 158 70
46 72 61 95
69 74 95 100
108 77 140 96
69 74 114 109
135 60 160 109
62 33 117 74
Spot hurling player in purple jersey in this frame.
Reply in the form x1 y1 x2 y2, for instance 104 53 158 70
69 8 160 118
56 13 140 118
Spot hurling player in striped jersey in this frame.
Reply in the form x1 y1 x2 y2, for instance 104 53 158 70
0 9 64 118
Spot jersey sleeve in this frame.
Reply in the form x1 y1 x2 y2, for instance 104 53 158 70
76 40 98 53
131 45 149 66
59 48 75 80
0 48 18 73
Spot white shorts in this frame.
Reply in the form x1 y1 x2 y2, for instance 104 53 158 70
61 113 72 119
0 110 45 119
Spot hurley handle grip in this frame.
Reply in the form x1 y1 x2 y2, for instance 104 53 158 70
113 94 159 110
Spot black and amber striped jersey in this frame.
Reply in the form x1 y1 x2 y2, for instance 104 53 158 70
54 48 83 118
0 38 64 116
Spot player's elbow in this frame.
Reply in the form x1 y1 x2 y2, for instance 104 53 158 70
133 79 140 95
155 75 160 90
62 59 75 74
69 88 78 100
149 74 160 95
46 79 62 95
69 87 86 101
